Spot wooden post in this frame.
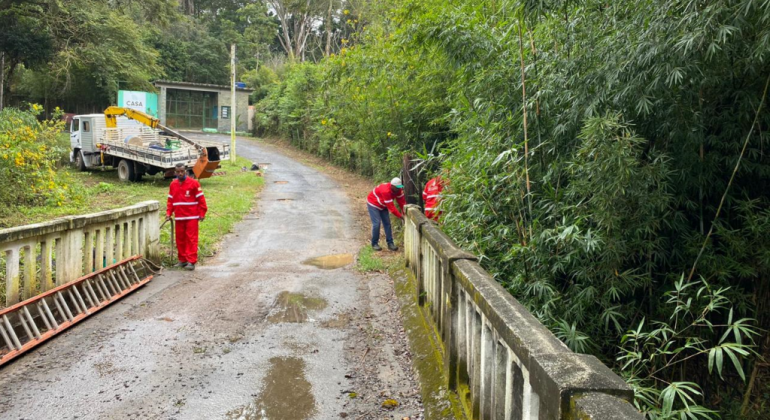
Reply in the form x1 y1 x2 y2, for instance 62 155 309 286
402 153 420 205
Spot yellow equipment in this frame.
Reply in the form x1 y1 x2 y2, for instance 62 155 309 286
103 106 221 180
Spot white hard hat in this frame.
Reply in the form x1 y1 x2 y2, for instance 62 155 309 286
391 177 403 188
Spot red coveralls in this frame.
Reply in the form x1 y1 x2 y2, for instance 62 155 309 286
167 177 207 264
367 183 406 218
422 177 444 221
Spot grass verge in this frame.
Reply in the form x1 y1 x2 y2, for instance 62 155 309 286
356 244 406 273
0 157 264 265
357 245 386 272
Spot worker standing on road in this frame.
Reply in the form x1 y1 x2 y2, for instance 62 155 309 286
166 163 207 270
367 177 406 251
422 176 446 221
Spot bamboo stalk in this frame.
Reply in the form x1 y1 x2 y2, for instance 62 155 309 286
687 73 770 281
517 21 532 239
740 360 759 415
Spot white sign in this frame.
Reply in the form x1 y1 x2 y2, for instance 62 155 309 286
121 91 145 111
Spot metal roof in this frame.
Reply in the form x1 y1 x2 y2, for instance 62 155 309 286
154 80 254 92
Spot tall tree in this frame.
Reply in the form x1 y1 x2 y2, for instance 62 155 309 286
0 2 53 108
267 0 324 61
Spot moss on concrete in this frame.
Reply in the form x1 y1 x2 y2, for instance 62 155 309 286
390 262 466 420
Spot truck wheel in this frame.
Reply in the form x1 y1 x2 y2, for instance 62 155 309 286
74 150 87 172
117 159 137 182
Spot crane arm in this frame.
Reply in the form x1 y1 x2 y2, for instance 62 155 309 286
103 106 203 152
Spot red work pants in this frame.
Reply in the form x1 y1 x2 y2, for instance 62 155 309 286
175 219 200 264
425 210 441 222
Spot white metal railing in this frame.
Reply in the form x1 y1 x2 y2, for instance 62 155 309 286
0 202 160 309
102 127 160 145
402 205 643 420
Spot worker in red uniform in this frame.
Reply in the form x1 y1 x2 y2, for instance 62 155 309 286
422 176 445 221
166 163 207 270
367 177 406 251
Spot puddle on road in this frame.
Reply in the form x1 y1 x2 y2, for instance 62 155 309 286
226 356 316 420
267 291 328 323
302 254 353 270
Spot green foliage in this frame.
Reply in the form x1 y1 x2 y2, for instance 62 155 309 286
0 106 68 210
257 0 770 415
619 277 757 417
256 23 454 178
6 0 163 109
152 18 230 85
0 3 54 70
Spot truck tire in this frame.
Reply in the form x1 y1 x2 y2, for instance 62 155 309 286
117 159 137 182
74 150 87 172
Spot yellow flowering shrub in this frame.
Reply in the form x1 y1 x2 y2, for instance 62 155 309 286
0 106 67 207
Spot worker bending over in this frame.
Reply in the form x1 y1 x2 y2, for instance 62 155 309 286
367 177 406 251
166 163 207 270
423 176 446 221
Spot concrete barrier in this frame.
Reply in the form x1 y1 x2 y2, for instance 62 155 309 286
0 201 160 308
403 205 643 420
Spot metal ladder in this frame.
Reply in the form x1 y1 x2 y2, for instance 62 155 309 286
0 256 154 367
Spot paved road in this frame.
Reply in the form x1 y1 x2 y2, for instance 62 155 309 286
0 135 418 419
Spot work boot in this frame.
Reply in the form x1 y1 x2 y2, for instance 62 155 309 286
174 262 187 268
185 263 196 271
387 243 399 251
372 244 382 251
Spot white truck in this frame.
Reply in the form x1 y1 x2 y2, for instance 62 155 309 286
69 109 229 182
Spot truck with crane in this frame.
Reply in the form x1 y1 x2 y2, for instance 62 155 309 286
69 107 229 182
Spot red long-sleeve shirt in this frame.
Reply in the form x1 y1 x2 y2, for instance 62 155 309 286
367 183 406 219
166 177 207 221
423 177 444 221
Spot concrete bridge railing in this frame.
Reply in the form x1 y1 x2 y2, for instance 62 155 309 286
403 205 643 420
0 201 160 308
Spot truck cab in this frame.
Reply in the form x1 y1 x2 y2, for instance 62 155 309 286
69 117 82 151
70 114 140 170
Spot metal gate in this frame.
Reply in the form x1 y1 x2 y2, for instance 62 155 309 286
166 89 218 130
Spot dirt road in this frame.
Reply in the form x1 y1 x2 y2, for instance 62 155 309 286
0 134 423 419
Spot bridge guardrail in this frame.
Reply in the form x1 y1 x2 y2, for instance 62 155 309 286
403 205 643 420
0 201 160 308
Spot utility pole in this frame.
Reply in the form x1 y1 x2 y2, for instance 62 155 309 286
230 44 237 163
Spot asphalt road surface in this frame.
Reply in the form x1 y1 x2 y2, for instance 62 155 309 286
0 134 421 420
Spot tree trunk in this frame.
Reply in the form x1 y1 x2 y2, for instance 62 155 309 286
325 0 333 57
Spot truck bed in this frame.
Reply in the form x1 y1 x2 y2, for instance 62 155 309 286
99 127 230 169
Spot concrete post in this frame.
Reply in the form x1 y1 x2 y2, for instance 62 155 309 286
230 43 237 163
146 207 160 263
